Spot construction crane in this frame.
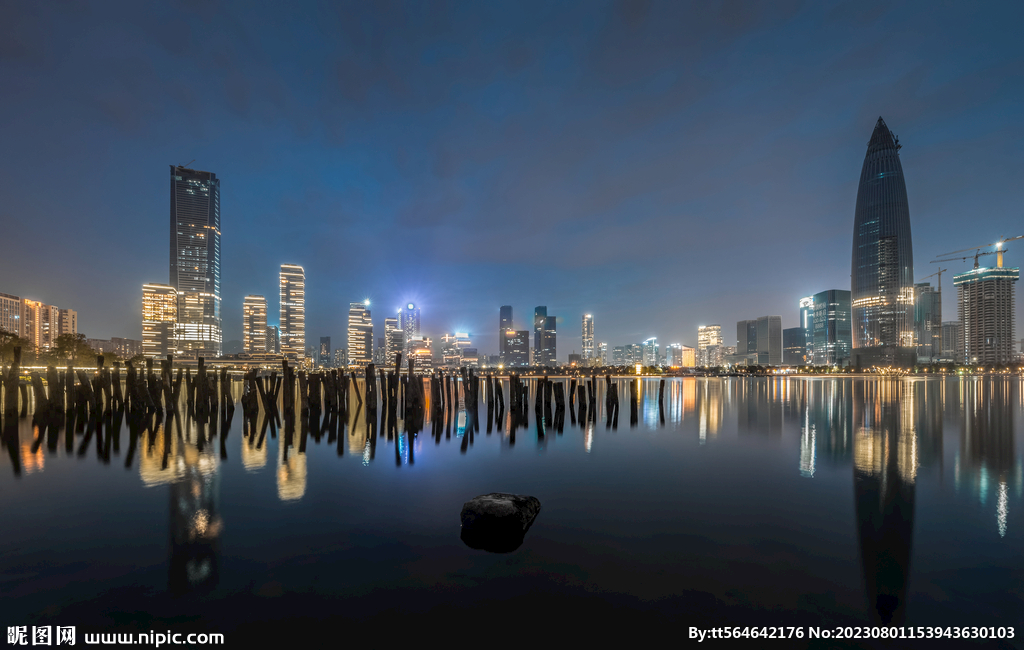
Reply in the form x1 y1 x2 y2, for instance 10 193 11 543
934 234 1024 269
932 249 998 270
918 268 947 294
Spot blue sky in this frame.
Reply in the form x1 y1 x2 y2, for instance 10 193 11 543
1 0 1022 358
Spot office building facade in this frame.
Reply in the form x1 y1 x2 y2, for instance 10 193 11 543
504 329 529 367
850 118 915 367
142 283 178 358
582 314 594 361
319 337 331 367
756 316 782 366
941 321 962 363
914 283 942 363
384 317 403 367
697 325 723 366
169 165 221 357
955 266 1018 365
265 326 280 354
400 303 421 357
783 328 806 365
279 265 305 362
811 289 853 366
499 306 513 358
347 301 372 367
242 295 268 354
641 337 659 366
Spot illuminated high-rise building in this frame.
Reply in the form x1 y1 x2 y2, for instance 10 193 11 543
20 300 58 351
242 295 267 354
347 300 372 367
499 306 513 359
850 117 915 367
955 265 1018 365
319 337 331 367
504 329 529 367
799 296 814 355
169 165 221 357
941 321 961 363
736 320 757 355
142 283 178 358
581 314 594 361
407 336 433 373
697 324 722 366
400 303 420 357
384 317 403 367
279 265 305 362
755 316 782 366
811 289 852 366
533 307 547 365
542 316 556 366
913 283 941 363
597 342 608 365
265 325 280 354
641 337 659 366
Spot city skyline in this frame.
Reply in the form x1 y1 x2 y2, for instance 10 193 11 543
1 3 1022 361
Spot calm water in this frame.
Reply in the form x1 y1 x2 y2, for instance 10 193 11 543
1 376 1022 647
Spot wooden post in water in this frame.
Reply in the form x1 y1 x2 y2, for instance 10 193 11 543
47 366 62 413
111 361 123 408
365 364 376 411
2 347 21 416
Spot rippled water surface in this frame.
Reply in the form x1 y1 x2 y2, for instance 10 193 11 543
2 376 1022 646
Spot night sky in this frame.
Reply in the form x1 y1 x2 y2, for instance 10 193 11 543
2 0 1022 359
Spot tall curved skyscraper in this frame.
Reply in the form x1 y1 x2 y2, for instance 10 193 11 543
851 117 916 367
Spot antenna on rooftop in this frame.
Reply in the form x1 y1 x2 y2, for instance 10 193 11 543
180 159 195 169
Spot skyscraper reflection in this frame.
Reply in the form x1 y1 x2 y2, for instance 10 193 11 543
852 379 915 625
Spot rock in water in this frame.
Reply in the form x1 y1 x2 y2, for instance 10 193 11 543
460 493 541 553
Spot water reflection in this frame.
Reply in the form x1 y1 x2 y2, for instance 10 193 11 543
852 379 915 625
2 375 1022 625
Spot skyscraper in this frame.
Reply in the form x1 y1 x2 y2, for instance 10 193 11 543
913 283 942 363
504 330 529 367
641 337 659 366
265 325 280 354
850 117 915 367
811 289 853 366
799 296 814 358
581 314 594 361
142 283 177 358
782 328 806 365
499 306 512 358
384 317 403 367
542 315 556 366
597 342 608 365
941 321 962 363
533 307 547 364
242 296 267 354
954 265 1018 364
319 337 331 367
399 303 420 357
697 325 722 367
279 265 305 362
736 320 757 355
755 316 782 366
170 165 221 357
347 300 372 367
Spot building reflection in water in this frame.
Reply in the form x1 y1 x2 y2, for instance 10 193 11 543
737 378 783 438
277 431 307 501
852 378 915 625
138 419 222 596
696 379 722 444
956 377 1016 537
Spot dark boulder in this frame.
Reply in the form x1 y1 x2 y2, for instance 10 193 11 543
460 493 541 553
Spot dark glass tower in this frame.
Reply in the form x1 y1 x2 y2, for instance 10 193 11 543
499 306 512 358
851 118 915 367
170 165 222 356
